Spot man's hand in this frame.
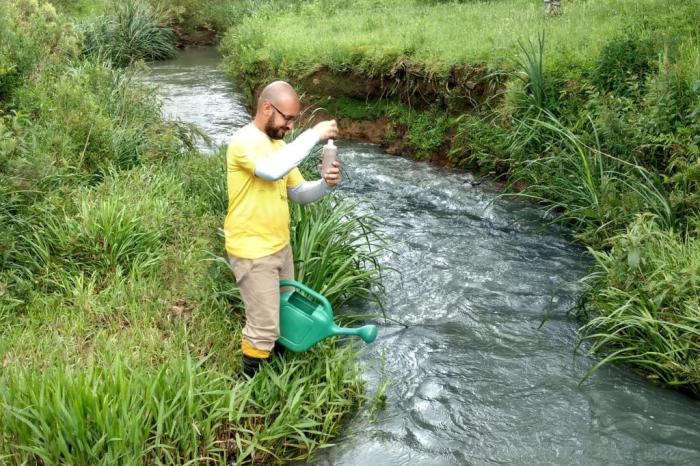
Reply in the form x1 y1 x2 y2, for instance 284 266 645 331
313 120 338 140
322 160 341 188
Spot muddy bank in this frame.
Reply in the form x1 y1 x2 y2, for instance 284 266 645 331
335 115 454 166
299 64 496 111
235 65 503 168
173 26 218 48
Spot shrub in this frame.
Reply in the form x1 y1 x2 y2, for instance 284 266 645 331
386 104 452 159
8 58 193 185
506 112 675 245
449 113 510 173
632 54 700 169
593 33 655 95
0 0 78 101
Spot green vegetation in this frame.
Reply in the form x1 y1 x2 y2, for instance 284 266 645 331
317 96 391 121
78 0 177 65
1 0 384 463
221 0 700 393
387 104 453 160
48 0 108 17
578 214 700 395
147 0 232 34
1 346 365 464
48 0 291 44
1 0 697 460
145 0 282 37
291 198 385 307
221 0 699 79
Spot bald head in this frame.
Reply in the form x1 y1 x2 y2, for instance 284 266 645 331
254 81 302 139
257 81 299 111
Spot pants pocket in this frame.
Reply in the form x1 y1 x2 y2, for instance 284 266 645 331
229 256 253 283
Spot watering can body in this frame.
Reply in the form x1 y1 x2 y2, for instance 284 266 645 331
277 279 378 352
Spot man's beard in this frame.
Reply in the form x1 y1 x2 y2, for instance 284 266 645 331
264 115 286 140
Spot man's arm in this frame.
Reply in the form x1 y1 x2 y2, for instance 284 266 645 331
254 129 319 181
287 159 341 204
254 120 338 181
287 179 332 204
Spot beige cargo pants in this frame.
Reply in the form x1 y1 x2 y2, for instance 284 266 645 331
228 245 294 359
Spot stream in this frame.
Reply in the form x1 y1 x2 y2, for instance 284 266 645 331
142 47 700 466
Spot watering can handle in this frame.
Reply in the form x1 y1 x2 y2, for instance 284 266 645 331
279 279 333 312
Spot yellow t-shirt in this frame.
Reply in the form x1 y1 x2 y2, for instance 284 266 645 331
224 124 305 259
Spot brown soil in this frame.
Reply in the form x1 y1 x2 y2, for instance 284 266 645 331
298 63 495 112
338 116 391 145
174 27 218 48
303 109 453 166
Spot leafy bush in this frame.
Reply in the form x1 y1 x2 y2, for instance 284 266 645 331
449 113 510 173
386 104 452 159
634 55 700 168
593 33 655 95
8 58 193 184
147 0 231 33
0 0 77 101
587 48 699 177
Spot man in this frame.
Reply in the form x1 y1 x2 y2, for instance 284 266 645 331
224 81 340 377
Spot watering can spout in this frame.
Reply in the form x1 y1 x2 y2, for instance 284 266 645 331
331 323 378 343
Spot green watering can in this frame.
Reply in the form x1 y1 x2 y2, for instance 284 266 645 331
277 279 378 352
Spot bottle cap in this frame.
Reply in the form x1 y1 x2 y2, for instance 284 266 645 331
325 139 335 147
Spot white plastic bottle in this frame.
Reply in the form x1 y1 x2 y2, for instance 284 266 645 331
321 139 337 176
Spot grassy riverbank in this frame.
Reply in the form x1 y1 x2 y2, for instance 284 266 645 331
1 1 384 463
52 0 292 45
221 0 700 394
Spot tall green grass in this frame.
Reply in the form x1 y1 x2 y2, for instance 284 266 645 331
25 199 163 278
506 112 675 245
78 0 177 66
577 214 700 395
0 134 376 463
494 26 699 389
1 56 196 303
291 197 385 309
0 346 365 464
515 31 546 110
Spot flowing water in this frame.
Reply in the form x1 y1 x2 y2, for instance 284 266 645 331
143 48 700 465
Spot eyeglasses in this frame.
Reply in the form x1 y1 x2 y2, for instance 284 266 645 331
269 102 299 124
